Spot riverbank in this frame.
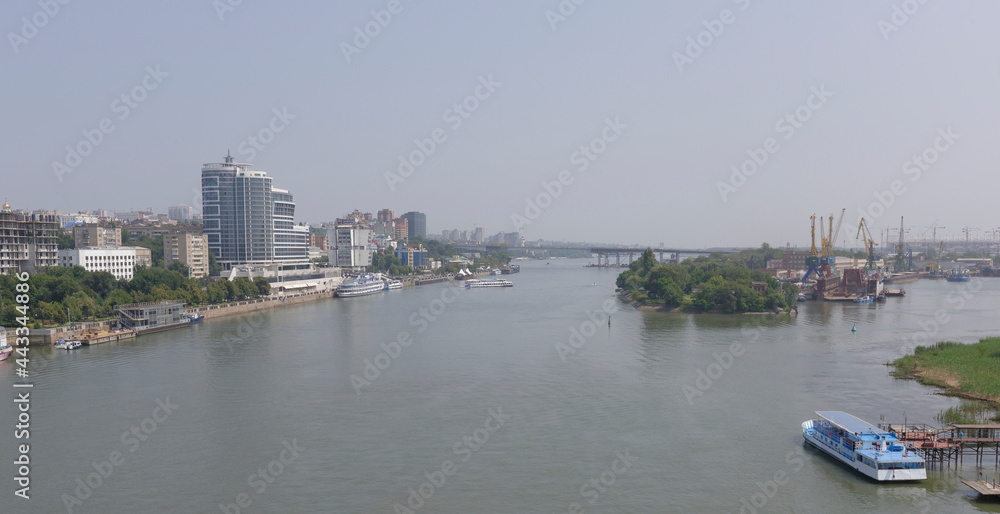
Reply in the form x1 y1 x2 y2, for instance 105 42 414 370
19 290 334 345
892 337 1000 406
619 291 795 315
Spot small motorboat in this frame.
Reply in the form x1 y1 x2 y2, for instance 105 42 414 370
54 339 70 349
64 341 82 351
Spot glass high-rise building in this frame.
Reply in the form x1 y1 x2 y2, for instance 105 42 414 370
202 152 307 270
401 211 426 240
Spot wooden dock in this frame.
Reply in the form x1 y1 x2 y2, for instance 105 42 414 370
963 480 1000 496
883 423 1000 469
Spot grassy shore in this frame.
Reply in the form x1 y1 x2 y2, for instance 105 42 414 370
892 337 1000 405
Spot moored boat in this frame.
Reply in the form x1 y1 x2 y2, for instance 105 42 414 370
64 341 83 350
802 411 926 481
336 273 388 297
465 278 513 288
884 272 920 284
384 279 402 290
182 313 204 323
0 330 11 361
946 270 971 282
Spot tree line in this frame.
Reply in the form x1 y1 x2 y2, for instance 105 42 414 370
0 265 269 328
616 246 799 313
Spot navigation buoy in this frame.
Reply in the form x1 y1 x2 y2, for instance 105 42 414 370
851 324 857 332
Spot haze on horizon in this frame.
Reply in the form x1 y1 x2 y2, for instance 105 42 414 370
4 1 998 250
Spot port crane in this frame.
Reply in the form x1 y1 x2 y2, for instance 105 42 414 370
802 214 821 283
819 208 846 278
894 216 912 272
933 241 944 275
856 218 879 270
802 209 845 283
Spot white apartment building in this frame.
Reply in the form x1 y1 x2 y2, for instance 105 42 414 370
330 224 373 270
58 247 142 280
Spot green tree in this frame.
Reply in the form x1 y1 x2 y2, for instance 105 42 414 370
104 289 134 309
253 277 271 296
168 261 190 277
637 248 656 276
222 280 240 301
57 232 75 249
207 249 222 276
81 271 118 297
38 301 68 324
207 281 228 303
130 235 164 267
655 278 684 307
233 277 258 299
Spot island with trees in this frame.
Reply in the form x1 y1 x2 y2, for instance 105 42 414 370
616 245 798 314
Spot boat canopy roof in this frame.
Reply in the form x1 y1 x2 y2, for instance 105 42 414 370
817 411 884 435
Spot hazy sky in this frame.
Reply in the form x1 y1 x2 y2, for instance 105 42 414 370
4 1 999 249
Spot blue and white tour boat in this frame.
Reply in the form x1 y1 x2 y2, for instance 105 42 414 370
802 411 926 481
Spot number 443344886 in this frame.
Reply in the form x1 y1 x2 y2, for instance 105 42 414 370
13 271 31 373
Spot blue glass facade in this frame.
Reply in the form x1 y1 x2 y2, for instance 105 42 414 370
401 211 426 240
202 153 306 269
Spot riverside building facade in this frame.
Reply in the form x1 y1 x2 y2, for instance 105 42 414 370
0 202 59 274
201 152 308 270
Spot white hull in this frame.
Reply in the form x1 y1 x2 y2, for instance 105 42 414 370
466 279 513 288
336 283 385 297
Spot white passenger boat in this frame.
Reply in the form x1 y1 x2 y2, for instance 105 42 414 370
465 279 513 288
384 279 402 290
336 273 388 297
0 330 11 361
802 411 926 481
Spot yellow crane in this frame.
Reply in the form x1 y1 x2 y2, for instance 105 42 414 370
856 218 878 270
822 208 846 262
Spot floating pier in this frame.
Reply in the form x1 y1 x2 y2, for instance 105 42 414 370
881 423 1000 469
963 479 1000 497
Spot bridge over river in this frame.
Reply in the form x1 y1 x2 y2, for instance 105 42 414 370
452 245 738 267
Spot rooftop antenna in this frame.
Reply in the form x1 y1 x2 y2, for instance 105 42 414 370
224 149 234 164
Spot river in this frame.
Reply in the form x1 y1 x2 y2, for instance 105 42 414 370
2 259 999 513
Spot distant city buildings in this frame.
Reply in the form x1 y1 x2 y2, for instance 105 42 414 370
201 152 308 270
394 218 409 242
309 227 329 251
168 206 194 220
115 211 151 223
395 245 428 268
73 225 122 248
401 211 426 240
0 202 59 274
59 212 99 228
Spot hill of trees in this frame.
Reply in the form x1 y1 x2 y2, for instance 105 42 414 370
617 246 798 313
